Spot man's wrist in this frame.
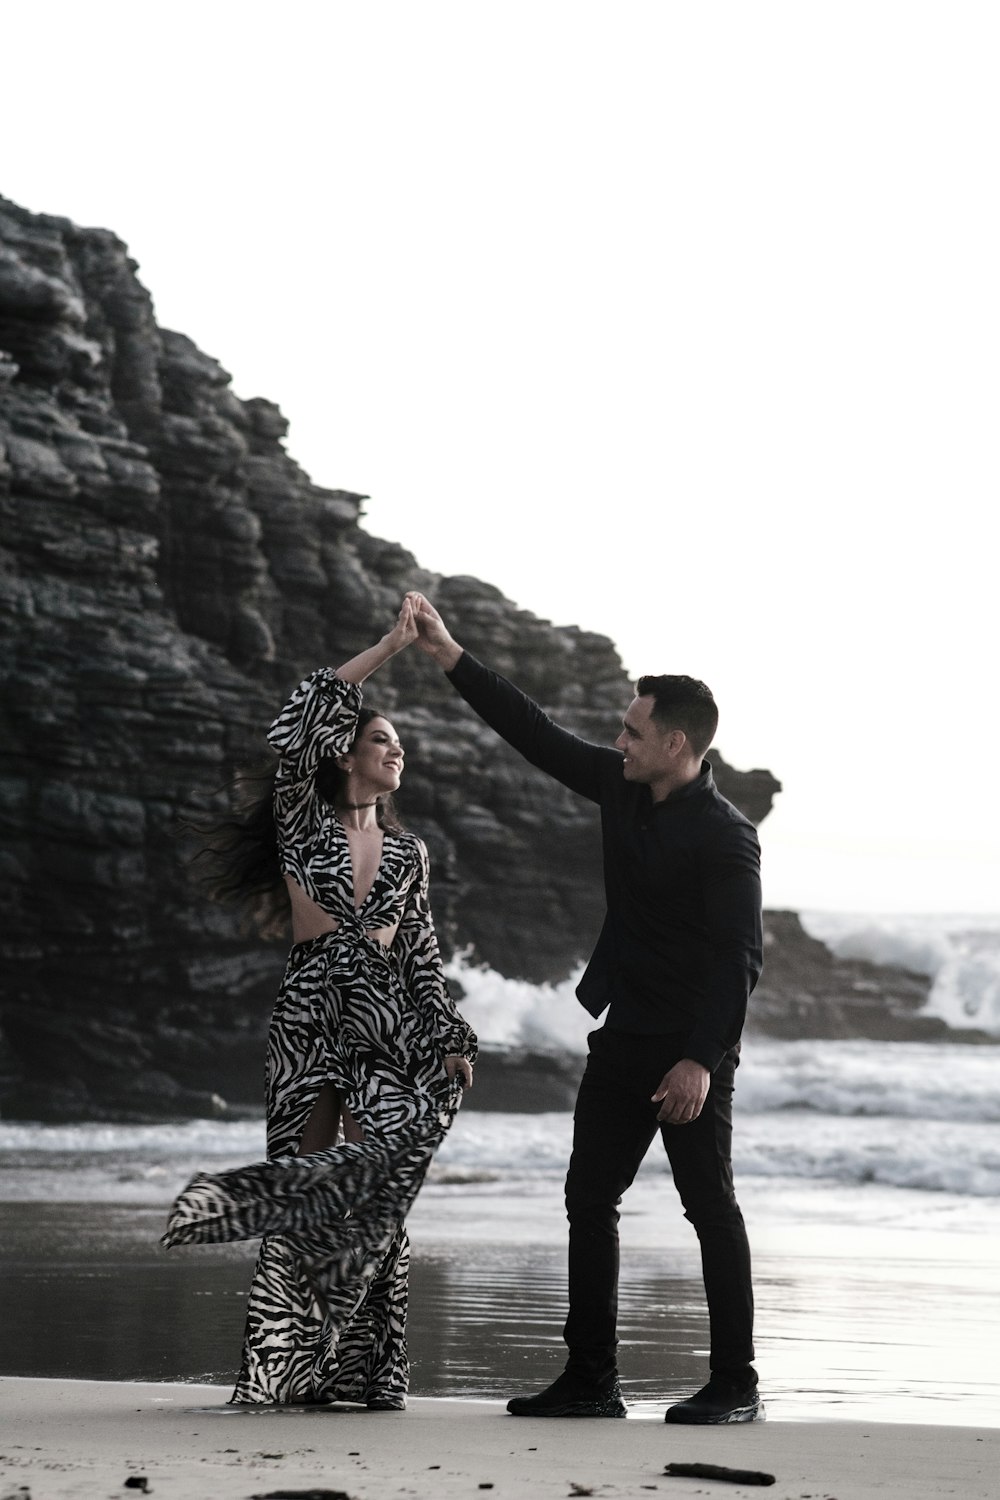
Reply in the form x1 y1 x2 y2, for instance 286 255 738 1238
433 639 462 672
682 1052 715 1076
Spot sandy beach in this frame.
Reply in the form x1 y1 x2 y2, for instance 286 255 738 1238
3 1376 1000 1500
5 1085 1000 1500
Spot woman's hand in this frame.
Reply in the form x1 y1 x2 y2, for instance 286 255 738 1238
386 595 420 651
406 592 462 670
444 1055 474 1090
335 597 419 684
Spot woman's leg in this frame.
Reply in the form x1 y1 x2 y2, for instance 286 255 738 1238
231 958 335 1404
296 1082 364 1155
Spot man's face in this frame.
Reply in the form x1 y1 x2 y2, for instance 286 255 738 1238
614 695 676 785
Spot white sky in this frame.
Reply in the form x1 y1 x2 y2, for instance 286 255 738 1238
4 0 998 914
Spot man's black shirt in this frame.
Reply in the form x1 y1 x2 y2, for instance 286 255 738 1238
447 651 763 1072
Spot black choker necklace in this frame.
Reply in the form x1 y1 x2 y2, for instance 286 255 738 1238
339 800 379 811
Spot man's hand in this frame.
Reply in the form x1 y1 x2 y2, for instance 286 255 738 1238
407 592 462 670
652 1058 710 1125
444 1055 474 1089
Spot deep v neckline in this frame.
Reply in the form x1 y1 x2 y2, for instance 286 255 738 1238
335 814 388 913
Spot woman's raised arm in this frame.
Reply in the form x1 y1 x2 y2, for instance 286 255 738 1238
335 596 419 684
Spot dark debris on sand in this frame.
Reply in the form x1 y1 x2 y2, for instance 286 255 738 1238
665 1460 776 1485
250 1490 356 1500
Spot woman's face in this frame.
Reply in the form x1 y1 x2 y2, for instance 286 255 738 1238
342 716 404 795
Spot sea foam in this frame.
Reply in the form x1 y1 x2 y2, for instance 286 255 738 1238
802 911 1000 1034
450 913 1000 1045
445 953 591 1054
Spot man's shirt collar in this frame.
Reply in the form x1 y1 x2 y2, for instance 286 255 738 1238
645 759 715 810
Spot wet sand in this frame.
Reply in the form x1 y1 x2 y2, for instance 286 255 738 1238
2 1183 999 1426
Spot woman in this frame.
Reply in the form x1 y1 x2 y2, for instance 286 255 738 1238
163 597 476 1410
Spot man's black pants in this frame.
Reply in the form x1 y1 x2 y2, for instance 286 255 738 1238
563 1027 755 1383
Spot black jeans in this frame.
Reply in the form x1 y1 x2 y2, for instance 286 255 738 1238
563 1027 754 1383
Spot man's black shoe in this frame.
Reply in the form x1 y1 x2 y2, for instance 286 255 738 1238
664 1376 764 1425
507 1370 626 1418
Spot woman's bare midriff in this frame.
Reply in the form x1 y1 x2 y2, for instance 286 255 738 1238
285 876 398 949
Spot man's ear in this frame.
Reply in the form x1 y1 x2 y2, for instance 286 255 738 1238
666 727 688 758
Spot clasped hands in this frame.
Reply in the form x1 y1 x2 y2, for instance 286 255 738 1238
384 592 460 666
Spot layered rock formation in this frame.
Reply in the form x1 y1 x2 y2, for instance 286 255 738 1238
0 194 934 1122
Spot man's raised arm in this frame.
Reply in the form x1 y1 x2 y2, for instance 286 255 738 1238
408 592 611 804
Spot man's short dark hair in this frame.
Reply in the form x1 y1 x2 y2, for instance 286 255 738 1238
635 675 718 758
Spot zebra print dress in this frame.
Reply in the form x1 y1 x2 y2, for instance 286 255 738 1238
163 669 477 1407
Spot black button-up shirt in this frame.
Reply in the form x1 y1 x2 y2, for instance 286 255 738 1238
448 652 763 1072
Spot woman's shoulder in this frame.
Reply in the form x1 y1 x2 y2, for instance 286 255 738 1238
389 826 426 854
386 826 430 869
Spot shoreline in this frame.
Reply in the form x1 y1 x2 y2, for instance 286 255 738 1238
3 1377 1000 1500
4 1187 1000 1427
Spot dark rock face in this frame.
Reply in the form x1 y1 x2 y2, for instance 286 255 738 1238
752 910 976 1043
0 193 929 1125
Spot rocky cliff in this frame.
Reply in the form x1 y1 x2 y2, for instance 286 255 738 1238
0 194 935 1122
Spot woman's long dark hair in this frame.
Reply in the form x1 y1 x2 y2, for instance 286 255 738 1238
185 707 402 934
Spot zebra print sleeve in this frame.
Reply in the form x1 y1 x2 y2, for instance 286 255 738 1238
395 839 478 1063
266 669 362 841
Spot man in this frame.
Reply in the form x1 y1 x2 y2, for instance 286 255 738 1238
411 593 764 1425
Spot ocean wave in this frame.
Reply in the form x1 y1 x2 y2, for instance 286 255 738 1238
3 1098 998 1203
433 1097 1000 1199
450 917 1000 1049
735 1113 1000 1197
445 954 592 1054
738 1039 1000 1122
3 1031 1000 1206
0 1119 267 1156
802 911 1000 1035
